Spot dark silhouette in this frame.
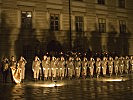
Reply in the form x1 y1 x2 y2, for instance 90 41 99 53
46 30 62 54
107 24 131 56
73 31 90 54
90 31 102 54
115 32 130 56
107 24 118 54
0 12 12 59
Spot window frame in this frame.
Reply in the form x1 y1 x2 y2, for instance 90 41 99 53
21 11 32 29
119 20 126 33
75 16 84 32
98 18 106 33
118 0 126 8
50 14 60 31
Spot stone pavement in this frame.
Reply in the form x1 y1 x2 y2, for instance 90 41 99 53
0 74 133 100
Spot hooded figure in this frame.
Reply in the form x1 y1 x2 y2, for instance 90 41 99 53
50 56 57 80
75 57 81 78
66 57 74 79
32 56 41 81
96 58 101 78
82 57 88 78
55 57 60 78
119 57 124 75
101 57 108 76
108 57 114 77
114 56 119 76
88 57 95 78
125 56 130 74
18 56 27 82
58 57 66 80
42 55 49 80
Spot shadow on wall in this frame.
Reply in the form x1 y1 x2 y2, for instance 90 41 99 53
62 30 72 52
89 24 131 56
14 24 131 61
115 31 131 56
73 32 90 53
15 28 63 59
107 24 118 56
15 29 40 60
90 31 102 54
41 30 62 56
15 28 41 80
0 11 12 59
107 24 131 56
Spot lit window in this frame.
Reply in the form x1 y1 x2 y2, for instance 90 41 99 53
98 18 106 33
75 16 84 32
50 14 60 31
21 11 32 29
118 0 125 8
119 20 126 33
97 0 105 5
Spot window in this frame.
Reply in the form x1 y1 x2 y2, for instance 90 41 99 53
98 18 106 33
21 11 32 29
118 0 125 8
50 14 60 31
75 16 84 32
97 0 105 5
119 20 126 33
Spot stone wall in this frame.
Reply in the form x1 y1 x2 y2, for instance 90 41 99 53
0 0 133 59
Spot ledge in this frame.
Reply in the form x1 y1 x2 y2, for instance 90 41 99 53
116 8 127 13
95 4 108 10
72 1 86 7
17 1 36 7
46 0 63 5
46 4 63 10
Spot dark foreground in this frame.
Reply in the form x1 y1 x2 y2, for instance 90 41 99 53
0 74 133 100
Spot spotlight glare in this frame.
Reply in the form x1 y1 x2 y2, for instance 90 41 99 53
30 82 64 87
98 77 128 82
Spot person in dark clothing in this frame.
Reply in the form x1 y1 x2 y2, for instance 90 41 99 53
1 57 10 83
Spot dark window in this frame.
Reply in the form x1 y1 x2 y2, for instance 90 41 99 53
50 14 60 31
118 0 125 8
98 18 106 33
119 20 126 33
97 0 105 5
75 16 84 32
21 11 32 29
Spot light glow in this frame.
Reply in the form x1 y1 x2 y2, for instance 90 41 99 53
34 83 64 87
103 79 123 82
98 77 128 82
28 82 64 88
27 14 32 18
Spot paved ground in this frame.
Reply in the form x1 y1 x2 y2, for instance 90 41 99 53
0 74 133 100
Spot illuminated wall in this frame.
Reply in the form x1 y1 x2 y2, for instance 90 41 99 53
0 0 133 59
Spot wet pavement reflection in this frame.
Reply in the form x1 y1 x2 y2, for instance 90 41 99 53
0 74 133 100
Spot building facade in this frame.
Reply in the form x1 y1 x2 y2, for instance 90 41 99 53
0 0 133 59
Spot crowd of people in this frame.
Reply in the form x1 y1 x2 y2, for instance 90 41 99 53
0 56 27 83
33 54 133 81
1 52 133 84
